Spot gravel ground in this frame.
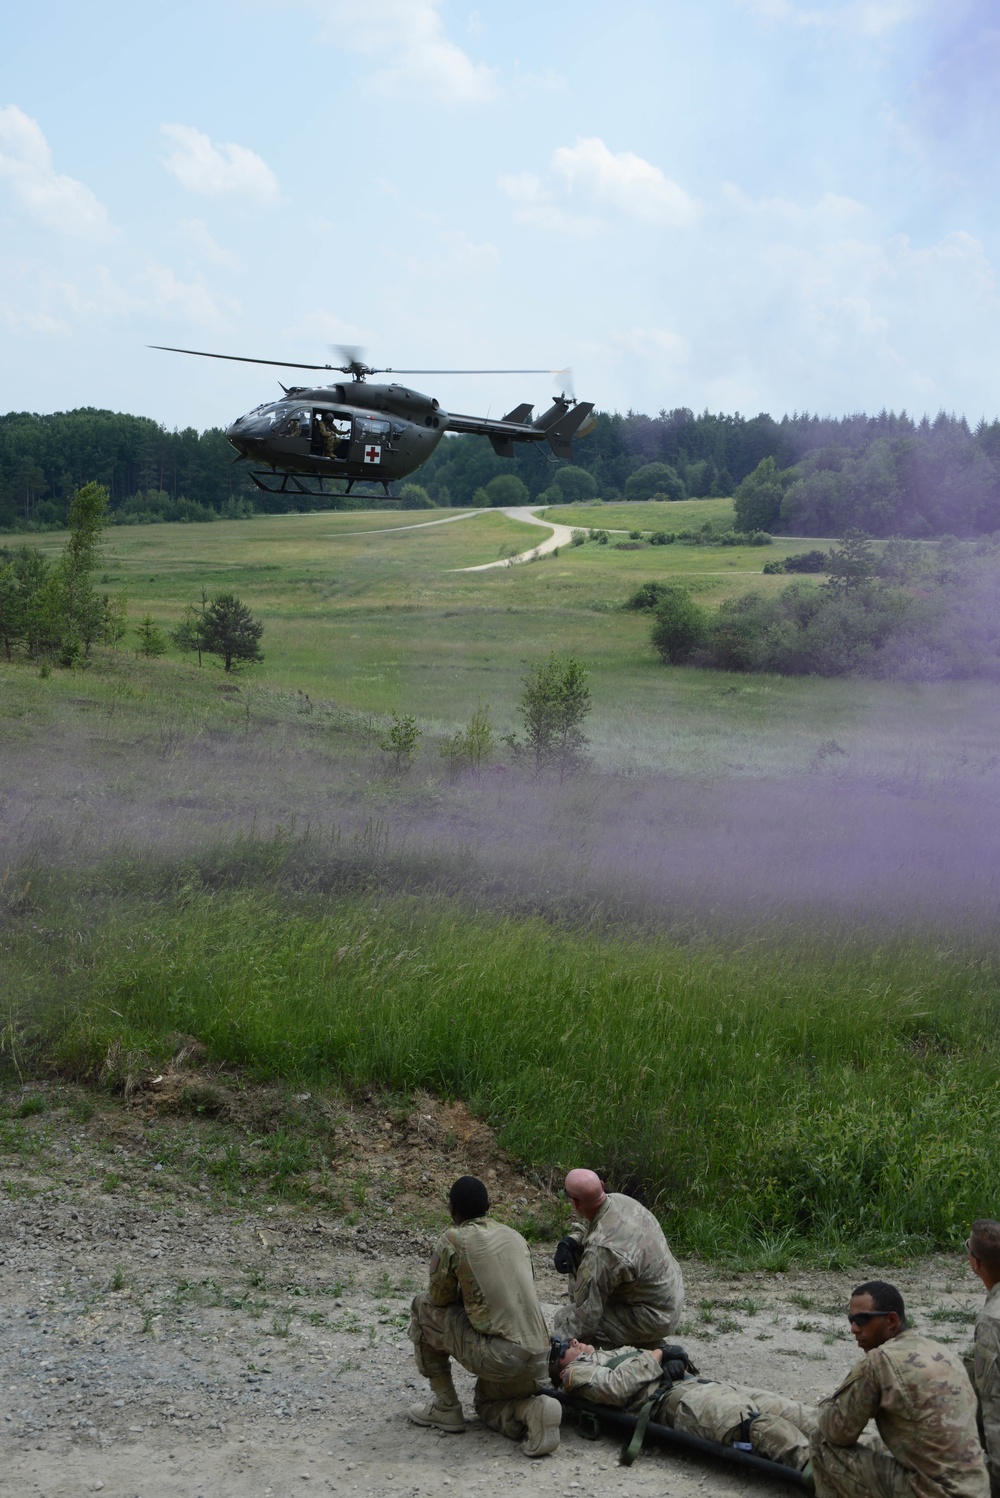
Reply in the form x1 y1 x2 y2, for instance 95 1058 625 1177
0 1094 984 1498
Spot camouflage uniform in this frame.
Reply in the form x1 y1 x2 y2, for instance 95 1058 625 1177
563 1344 817 1471
973 1284 1000 1498
409 1217 550 1440
551 1193 685 1348
810 1329 989 1498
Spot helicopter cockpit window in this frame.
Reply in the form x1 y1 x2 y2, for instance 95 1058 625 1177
356 418 391 440
277 408 312 438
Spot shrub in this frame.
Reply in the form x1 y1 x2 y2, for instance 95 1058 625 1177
650 588 709 664
649 531 675 546
484 473 529 508
399 483 435 509
379 713 421 773
625 581 671 611
784 550 829 573
624 463 685 502
733 457 785 533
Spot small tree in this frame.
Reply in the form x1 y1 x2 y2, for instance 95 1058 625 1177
399 483 435 509
624 463 685 502
511 653 591 778
484 473 529 508
650 588 708 664
380 712 421 773
56 481 110 658
103 587 129 651
825 531 876 594
439 699 494 780
551 466 597 503
197 593 264 673
135 614 168 657
733 458 784 533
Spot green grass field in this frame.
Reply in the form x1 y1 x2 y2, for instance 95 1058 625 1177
540 496 736 531
4 508 999 1265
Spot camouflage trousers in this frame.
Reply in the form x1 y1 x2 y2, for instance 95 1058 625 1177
409 1293 548 1441
809 1434 915 1498
556 1299 682 1350
660 1380 818 1472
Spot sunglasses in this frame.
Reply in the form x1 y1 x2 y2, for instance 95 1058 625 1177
847 1311 893 1327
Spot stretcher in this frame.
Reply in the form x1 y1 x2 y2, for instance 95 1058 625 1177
551 1387 813 1488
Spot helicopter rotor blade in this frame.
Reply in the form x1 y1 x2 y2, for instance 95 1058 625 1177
149 345 348 372
384 368 560 375
150 346 575 380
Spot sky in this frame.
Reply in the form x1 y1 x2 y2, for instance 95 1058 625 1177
1 0 999 432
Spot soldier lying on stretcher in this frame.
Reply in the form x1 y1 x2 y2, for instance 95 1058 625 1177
550 1335 819 1478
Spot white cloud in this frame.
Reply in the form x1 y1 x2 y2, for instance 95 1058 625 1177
501 139 698 234
161 125 279 203
723 182 867 224
138 261 236 325
498 172 598 236
308 1 496 103
180 218 245 271
553 138 700 227
738 0 926 36
0 105 111 239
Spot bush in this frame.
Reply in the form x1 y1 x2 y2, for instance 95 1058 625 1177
649 531 675 546
550 466 597 503
762 559 786 574
650 588 709 664
624 582 671 611
484 473 529 508
733 457 785 533
624 463 685 503
784 550 829 573
399 483 435 509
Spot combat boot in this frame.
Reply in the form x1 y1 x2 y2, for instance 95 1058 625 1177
406 1399 466 1433
407 1374 466 1433
514 1395 561 1457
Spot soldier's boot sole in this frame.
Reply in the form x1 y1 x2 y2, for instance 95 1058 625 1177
406 1400 466 1434
517 1395 561 1457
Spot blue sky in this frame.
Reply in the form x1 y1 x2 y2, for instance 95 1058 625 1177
1 0 998 431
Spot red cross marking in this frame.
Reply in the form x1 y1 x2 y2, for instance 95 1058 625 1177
365 446 379 463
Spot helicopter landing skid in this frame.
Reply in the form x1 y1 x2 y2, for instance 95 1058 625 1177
248 470 393 499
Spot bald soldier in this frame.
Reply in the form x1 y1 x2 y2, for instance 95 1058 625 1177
967 1220 1000 1497
407 1176 561 1458
809 1280 988 1498
552 1336 818 1475
550 1169 685 1348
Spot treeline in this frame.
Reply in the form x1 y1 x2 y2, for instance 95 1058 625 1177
6 404 1000 539
0 408 258 529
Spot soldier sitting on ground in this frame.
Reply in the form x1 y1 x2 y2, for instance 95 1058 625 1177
967 1220 1000 1497
552 1335 818 1476
551 1168 685 1348
407 1175 560 1458
809 1279 989 1497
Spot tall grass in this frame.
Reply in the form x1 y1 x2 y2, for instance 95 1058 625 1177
8 857 999 1265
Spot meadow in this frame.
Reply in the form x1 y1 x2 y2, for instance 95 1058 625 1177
4 505 1000 1264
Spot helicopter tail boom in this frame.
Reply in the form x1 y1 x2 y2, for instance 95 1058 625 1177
445 397 595 462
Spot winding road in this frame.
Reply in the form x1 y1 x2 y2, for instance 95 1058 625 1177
335 505 577 570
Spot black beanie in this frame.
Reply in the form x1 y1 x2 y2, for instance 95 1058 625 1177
449 1176 490 1221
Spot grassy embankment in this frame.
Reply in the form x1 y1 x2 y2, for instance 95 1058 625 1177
4 506 999 1264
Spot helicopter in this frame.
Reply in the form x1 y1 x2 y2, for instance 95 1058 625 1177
150 346 596 497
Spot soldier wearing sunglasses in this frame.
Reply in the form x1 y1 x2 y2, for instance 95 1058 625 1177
809 1279 988 1496
967 1221 1000 1497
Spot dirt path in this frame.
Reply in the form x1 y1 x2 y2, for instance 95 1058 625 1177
0 1092 983 1498
456 508 576 572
